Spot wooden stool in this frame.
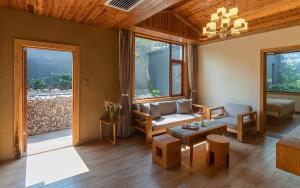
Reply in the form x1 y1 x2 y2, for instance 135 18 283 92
152 134 181 169
207 134 229 168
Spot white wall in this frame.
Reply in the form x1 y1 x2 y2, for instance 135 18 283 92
197 25 300 127
267 93 300 112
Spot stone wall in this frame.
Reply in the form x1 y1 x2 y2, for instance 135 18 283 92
27 96 72 136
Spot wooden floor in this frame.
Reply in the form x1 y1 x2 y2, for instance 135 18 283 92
0 132 300 188
266 113 300 138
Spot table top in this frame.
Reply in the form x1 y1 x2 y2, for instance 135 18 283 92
167 120 227 145
277 125 300 149
207 134 229 144
168 120 226 137
153 134 181 144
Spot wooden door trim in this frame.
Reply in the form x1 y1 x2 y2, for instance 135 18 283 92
260 44 300 134
22 49 28 153
14 39 80 158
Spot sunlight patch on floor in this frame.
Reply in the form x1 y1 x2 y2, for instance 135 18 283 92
25 146 89 187
180 141 207 151
27 129 72 155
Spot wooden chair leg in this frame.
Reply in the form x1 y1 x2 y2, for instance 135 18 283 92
237 116 244 143
145 117 152 144
146 132 152 144
237 130 243 143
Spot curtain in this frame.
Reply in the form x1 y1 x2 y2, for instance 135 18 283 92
118 29 133 138
187 44 198 104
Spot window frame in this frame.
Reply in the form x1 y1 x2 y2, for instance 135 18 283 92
170 44 184 96
266 50 300 95
133 35 186 102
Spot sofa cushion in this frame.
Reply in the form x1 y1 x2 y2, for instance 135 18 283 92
140 103 151 114
213 117 237 128
152 113 201 131
224 103 252 118
213 116 253 129
150 103 161 119
176 99 193 114
159 101 177 115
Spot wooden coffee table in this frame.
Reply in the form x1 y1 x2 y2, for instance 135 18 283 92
167 120 227 165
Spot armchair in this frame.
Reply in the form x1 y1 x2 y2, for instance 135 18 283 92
208 103 257 143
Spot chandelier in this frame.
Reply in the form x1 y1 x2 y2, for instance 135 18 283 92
202 6 248 38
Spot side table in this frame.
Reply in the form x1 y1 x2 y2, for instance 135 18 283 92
207 134 229 168
99 119 118 146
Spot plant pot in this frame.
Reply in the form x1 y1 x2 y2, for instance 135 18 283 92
201 116 204 126
109 111 115 120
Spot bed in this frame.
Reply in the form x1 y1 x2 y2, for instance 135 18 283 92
266 98 295 121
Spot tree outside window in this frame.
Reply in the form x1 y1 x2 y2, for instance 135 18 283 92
267 51 300 93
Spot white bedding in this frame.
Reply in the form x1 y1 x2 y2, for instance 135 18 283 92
266 98 295 118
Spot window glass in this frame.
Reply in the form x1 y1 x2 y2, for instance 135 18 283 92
172 63 182 95
171 44 183 60
266 51 300 93
135 37 170 99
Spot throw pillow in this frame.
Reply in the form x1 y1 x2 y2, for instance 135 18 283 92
140 103 151 114
159 101 177 115
150 103 161 119
176 99 193 114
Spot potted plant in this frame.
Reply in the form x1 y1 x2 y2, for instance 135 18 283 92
104 100 121 120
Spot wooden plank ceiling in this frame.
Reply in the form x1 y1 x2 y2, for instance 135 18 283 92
158 0 300 43
0 0 183 28
1 0 300 44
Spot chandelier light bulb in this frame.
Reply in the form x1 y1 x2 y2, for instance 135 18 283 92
229 7 238 18
221 18 231 28
207 22 216 32
211 13 219 22
203 6 248 38
217 7 226 17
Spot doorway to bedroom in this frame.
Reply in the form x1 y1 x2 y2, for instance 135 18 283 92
261 45 300 139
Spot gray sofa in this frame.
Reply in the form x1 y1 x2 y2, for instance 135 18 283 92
208 103 257 142
132 99 207 144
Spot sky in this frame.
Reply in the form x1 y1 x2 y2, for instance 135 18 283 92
27 48 73 80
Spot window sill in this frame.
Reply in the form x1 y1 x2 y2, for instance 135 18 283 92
267 91 300 96
133 96 186 104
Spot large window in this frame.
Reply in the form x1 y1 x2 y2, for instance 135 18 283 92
134 37 184 99
266 51 300 93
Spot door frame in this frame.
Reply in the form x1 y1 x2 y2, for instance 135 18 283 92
14 39 80 158
260 44 300 134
